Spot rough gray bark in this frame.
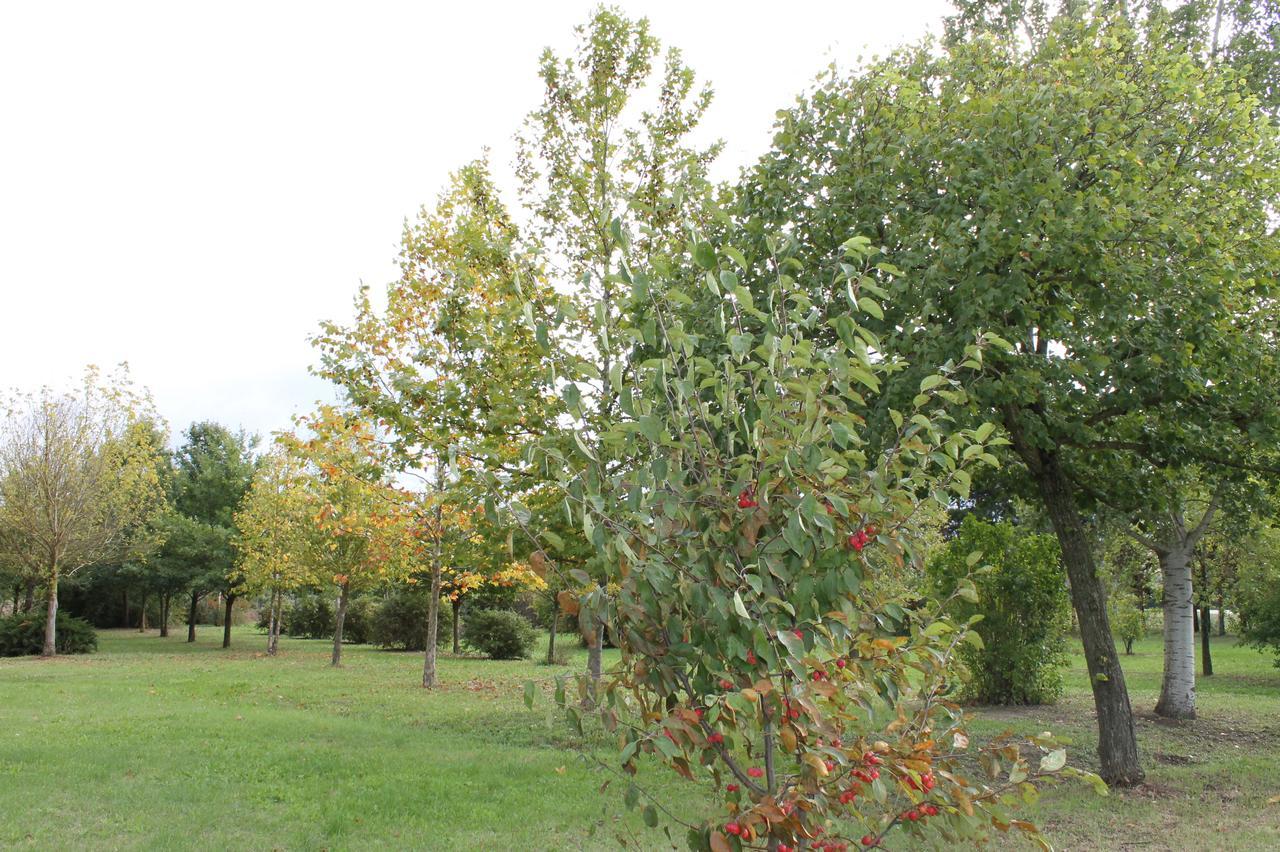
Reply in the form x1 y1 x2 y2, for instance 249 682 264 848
331 583 350 667
1027 450 1144 785
584 613 603 709
267 589 281 656
422 561 442 688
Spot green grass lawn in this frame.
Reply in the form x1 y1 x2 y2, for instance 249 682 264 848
974 635 1280 851
1 628 1277 850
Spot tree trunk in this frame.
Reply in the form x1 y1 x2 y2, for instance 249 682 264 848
159 593 170 638
222 595 235 648
1217 597 1226 636
546 596 559 664
187 590 200 642
139 593 148 633
122 588 130 628
10 582 19 616
1156 549 1196 719
1031 453 1144 785
22 577 36 613
451 598 461 655
1200 605 1213 677
267 589 281 656
1193 607 1200 634
423 559 443 688
41 568 59 657
584 609 603 709
331 583 350 667
1124 637 1135 655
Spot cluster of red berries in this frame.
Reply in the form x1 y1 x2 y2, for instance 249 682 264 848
838 788 860 804
861 835 879 847
707 732 724 745
904 803 941 822
737 487 758 509
747 767 764 778
811 842 849 851
812 669 826 681
905 772 936 792
745 650 757 665
847 524 877 551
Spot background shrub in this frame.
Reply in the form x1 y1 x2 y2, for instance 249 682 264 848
1109 591 1147 654
460 609 536 660
928 516 1071 705
370 587 452 651
277 592 372 644
0 612 98 656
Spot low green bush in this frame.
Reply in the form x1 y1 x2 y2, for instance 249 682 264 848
270 592 372 644
370 587 452 651
0 612 98 656
1109 591 1147 654
928 516 1071 705
461 609 536 660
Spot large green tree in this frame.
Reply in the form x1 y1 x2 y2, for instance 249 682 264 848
162 422 257 646
736 6 1280 784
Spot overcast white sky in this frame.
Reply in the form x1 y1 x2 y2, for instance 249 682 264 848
0 0 950 443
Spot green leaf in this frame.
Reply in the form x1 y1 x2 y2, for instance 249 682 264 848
563 382 581 410
642 804 659 828
857 296 884 319
732 590 750 619
693 242 717 270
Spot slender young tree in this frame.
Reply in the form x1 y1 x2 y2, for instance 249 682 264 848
286 409 415 668
0 368 165 656
235 448 315 657
513 5 720 700
314 159 558 687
